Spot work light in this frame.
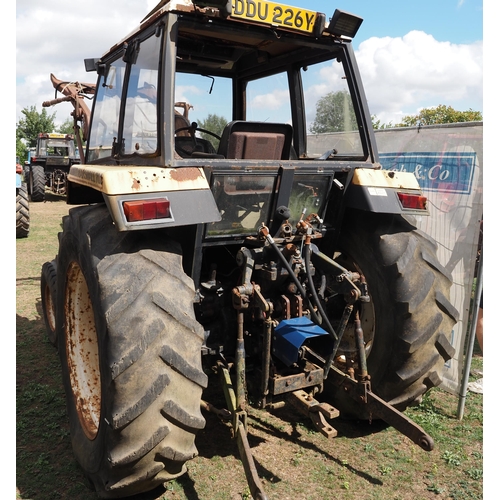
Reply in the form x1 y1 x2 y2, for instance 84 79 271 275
326 9 363 38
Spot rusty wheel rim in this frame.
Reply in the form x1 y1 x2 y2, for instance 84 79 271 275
65 261 101 440
331 253 376 366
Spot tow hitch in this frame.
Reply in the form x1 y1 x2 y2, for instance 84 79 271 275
213 357 434 500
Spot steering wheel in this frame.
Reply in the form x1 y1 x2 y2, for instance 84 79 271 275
175 122 221 156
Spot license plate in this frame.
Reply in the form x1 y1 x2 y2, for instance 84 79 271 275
231 0 319 34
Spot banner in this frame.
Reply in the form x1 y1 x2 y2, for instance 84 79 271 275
309 123 483 394
375 123 482 394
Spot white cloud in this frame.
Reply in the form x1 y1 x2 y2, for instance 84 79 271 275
355 31 483 125
250 89 290 111
16 1 482 129
16 0 158 125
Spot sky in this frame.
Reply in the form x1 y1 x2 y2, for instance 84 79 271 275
15 0 487 128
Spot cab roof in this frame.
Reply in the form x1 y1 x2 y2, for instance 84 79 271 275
103 0 362 77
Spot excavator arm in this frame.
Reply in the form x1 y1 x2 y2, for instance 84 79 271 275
42 73 96 160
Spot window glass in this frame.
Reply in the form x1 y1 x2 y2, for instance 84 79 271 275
122 34 162 155
87 59 126 161
288 175 331 225
303 59 363 158
38 139 74 156
174 72 232 156
246 73 291 124
207 175 276 236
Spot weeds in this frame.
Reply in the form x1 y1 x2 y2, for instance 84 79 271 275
442 450 462 467
427 482 445 494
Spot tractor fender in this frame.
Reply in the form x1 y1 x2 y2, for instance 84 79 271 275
344 168 429 216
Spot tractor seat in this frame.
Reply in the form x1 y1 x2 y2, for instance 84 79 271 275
218 121 293 160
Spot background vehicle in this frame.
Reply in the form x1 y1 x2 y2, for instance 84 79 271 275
41 1 457 498
16 156 29 238
25 132 79 201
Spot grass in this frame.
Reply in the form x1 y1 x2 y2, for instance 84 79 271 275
16 195 483 499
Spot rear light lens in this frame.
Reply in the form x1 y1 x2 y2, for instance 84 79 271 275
123 198 171 222
397 192 427 210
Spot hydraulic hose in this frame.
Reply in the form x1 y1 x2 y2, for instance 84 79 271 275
263 228 351 379
305 237 355 379
263 232 323 326
304 241 338 341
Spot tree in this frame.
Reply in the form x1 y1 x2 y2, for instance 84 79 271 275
57 118 84 155
16 106 56 146
398 105 482 127
371 115 395 130
16 137 28 162
197 114 228 140
16 106 57 162
371 115 393 130
310 91 357 134
57 118 76 136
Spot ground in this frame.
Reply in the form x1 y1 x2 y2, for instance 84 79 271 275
16 194 483 500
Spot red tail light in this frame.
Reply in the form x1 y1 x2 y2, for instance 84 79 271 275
123 198 171 222
397 192 427 210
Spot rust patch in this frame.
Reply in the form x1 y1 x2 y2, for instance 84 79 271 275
65 261 101 441
131 178 141 190
170 167 202 182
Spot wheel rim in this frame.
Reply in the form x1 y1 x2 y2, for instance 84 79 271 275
44 283 56 334
65 261 101 440
329 253 376 368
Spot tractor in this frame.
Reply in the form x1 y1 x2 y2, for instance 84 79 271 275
40 1 457 498
25 132 79 201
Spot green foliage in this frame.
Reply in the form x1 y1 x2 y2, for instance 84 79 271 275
310 90 357 134
16 105 57 162
466 468 483 480
57 118 84 154
57 118 77 136
371 105 482 130
197 113 228 140
371 115 393 130
442 450 462 467
16 137 27 163
16 105 56 146
398 105 482 127
427 483 445 494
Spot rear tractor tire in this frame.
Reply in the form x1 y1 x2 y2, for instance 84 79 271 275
56 204 207 498
29 164 46 202
322 211 458 418
41 260 57 346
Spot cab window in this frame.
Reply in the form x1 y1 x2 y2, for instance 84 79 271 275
122 34 162 155
87 59 126 161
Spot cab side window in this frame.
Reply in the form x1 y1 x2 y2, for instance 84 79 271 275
122 34 162 155
87 59 126 161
